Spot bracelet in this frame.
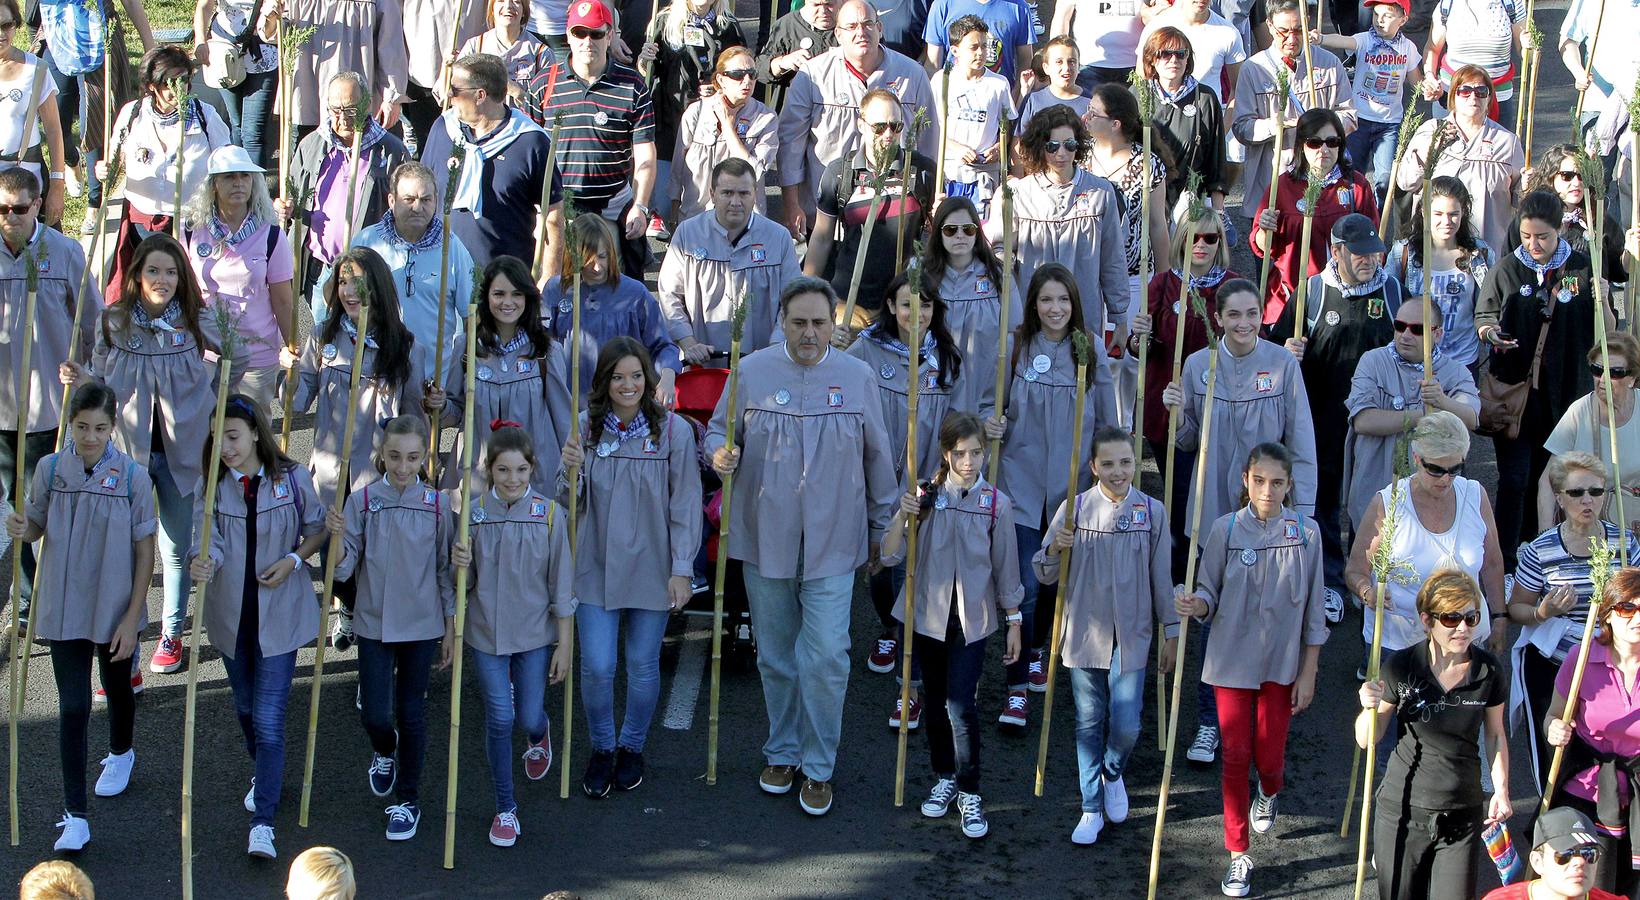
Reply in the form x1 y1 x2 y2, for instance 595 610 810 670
1490 612 1508 620
1004 611 1023 624
285 552 303 568
48 171 63 181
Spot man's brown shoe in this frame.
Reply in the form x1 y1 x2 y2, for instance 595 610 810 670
799 778 833 816
759 765 797 795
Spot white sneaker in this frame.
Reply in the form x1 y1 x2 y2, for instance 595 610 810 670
93 749 133 797
1103 774 1129 823
1071 811 1104 845
53 812 89 851
1251 787 1278 834
920 777 957 818
956 791 989 839
1186 725 1219 764
1222 854 1253 897
243 778 256 813
247 823 276 859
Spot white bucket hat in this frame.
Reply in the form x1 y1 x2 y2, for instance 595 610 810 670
206 144 265 176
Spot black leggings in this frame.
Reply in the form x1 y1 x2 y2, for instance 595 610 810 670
1372 800 1481 900
50 639 135 815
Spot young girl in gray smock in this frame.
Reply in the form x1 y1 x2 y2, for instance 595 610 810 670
926 196 1014 419
1033 427 1176 847
187 396 328 860
881 412 1022 840
7 384 156 851
556 338 701 798
328 416 455 842
427 256 574 496
450 424 575 849
73 232 248 677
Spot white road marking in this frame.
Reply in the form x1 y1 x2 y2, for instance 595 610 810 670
662 629 709 731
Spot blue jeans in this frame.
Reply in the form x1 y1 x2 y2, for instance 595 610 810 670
576 604 669 753
219 70 278 171
1010 523 1044 689
1070 656 1145 814
741 562 854 783
915 609 989 792
149 452 194 638
1346 117 1399 201
356 636 439 805
222 628 298 827
470 646 550 814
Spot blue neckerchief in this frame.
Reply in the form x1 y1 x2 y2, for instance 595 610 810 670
1322 258 1389 297
500 330 531 356
339 313 379 349
381 211 443 254
1156 76 1199 105
1171 265 1227 290
131 301 181 332
208 211 260 249
1393 344 1444 376
863 322 941 372
603 410 649 446
1513 239 1573 280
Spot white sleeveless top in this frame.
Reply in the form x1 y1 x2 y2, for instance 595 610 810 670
1364 476 1491 652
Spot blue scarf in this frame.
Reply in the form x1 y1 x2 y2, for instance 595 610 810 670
1155 77 1199 105
863 323 940 372
1321 258 1389 298
131 300 182 332
1513 238 1572 280
323 115 390 155
499 330 531 356
339 313 378 349
207 211 261 250
381 211 444 254
603 410 649 446
1171 265 1228 291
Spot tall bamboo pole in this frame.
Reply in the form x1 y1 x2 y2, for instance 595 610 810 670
986 119 1013 484
1378 105 1424 243
1160 180 1206 565
840 112 927 333
705 292 750 785
341 102 367 252
1571 0 1606 128
5 250 40 847
894 119 916 272
169 77 192 240
297 290 373 827
1539 544 1614 814
1289 172 1327 343
893 259 928 808
427 147 467 479
441 296 480 869
1514 0 1536 135
178 357 234 899
276 26 318 452
560 213 584 802
1298 0 1318 108
1033 331 1091 795
533 115 563 280
1584 155 1630 551
933 66 950 200
1257 66 1291 302
1628 76 1640 297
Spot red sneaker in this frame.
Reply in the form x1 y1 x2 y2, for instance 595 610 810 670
94 669 142 703
887 697 922 730
522 735 552 781
488 809 520 847
149 635 184 673
867 636 898 674
997 690 1028 727
1027 649 1048 693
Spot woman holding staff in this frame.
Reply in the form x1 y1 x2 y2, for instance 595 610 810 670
557 338 700 798
924 197 1015 419
1385 175 1495 374
1396 66 1525 255
185 395 327 860
1537 334 1640 539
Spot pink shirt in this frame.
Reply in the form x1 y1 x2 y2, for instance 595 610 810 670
1556 642 1640 805
192 220 295 368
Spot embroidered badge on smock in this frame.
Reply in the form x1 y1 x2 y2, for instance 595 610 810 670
171 332 187 346
976 277 992 294
978 490 993 510
1254 372 1273 392
272 481 291 500
99 473 119 490
517 359 533 374
827 386 844 408
934 494 949 510
530 500 546 518
423 487 437 506
751 244 766 263
643 438 658 454
1284 519 1301 541
1131 503 1148 527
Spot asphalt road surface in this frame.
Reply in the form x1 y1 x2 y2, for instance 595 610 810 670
1 11 1585 898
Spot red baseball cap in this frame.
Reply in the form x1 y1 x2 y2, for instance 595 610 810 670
567 0 614 30
1362 0 1410 14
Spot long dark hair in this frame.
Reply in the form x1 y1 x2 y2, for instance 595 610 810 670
585 336 667 445
1405 175 1483 268
1292 108 1352 180
485 424 537 480
920 411 986 511
107 233 210 354
875 272 962 388
1012 262 1093 386
1088 82 1177 176
318 247 415 392
922 196 1003 291
476 255 553 360
1526 144 1583 196
199 394 296 487
66 382 118 424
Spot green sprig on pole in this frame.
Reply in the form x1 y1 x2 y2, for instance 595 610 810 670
279 25 319 74
168 76 193 240
1289 170 1327 341
1378 104 1424 241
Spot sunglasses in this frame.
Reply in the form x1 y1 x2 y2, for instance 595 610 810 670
719 68 756 81
1393 320 1426 336
1303 137 1344 149
1433 610 1482 628
1562 486 1608 498
865 120 905 135
941 223 979 237
1044 138 1082 154
1420 459 1464 478
1554 846 1603 866
1610 601 1640 619
1591 362 1634 380
568 26 608 39
1555 170 1584 183
1156 48 1189 60
0 202 33 215
1454 84 1492 98
1193 232 1221 245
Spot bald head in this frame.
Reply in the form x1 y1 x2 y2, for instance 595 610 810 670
835 0 882 66
1391 299 1441 363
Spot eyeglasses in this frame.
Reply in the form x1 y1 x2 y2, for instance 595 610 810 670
1554 846 1603 866
838 20 880 31
1419 459 1464 478
1271 25 1301 37
719 68 756 81
1193 232 1221 245
1555 170 1584 183
1044 138 1082 154
1156 48 1189 61
1303 137 1344 149
864 119 905 135
1562 486 1608 498
941 223 979 237
1393 320 1426 336
0 203 33 215
1591 361 1634 379
1433 610 1482 628
1454 84 1492 98
568 26 608 39
1610 601 1640 619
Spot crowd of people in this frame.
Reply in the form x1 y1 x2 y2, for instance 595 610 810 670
3 0 1640 894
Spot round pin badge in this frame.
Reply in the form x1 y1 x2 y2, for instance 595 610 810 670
800 36 813 49
368 498 383 512
471 506 487 524
1117 513 1132 529
1173 300 1182 314
692 246 706 261
880 363 895 380
774 388 791 406
477 365 494 381
1391 395 1405 410
559 298 572 314
1240 548 1258 566
1325 310 1340 326
1023 368 1039 383
1520 284 1534 298
934 494 949 510
1296 199 1308 214
1032 353 1051 373
128 335 142 350
594 111 609 125
1558 287 1574 304
1183 105 1197 117
596 441 616 457
323 344 338 361
196 243 213 258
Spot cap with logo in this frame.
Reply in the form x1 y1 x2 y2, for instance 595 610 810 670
567 0 614 30
1533 807 1602 854
1331 212 1387 256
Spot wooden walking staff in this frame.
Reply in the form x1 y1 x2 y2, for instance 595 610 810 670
1257 65 1291 302
1159 176 1207 563
341 100 369 252
533 114 564 279
5 248 41 847
276 25 318 452
297 286 374 827
1571 0 1606 129
427 146 468 479
985 123 1014 484
1289 172 1327 343
169 76 193 240
840 111 924 332
560 206 586 802
893 254 929 808
1297 0 1318 108
1583 153 1631 551
1629 78 1640 297
933 65 951 200
442 296 481 869
1515 0 1536 135
1146 288 1222 900
1033 331 1092 797
177 356 235 899
1378 104 1424 243
1541 533 1618 815
894 116 918 272
705 292 751 786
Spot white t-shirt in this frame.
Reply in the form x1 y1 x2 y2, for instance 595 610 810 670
1351 31 1421 124
1069 0 1146 68
933 70 1018 184
0 54 57 182
1139 8 1246 99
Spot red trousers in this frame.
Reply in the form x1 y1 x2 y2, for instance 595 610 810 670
1215 681 1294 854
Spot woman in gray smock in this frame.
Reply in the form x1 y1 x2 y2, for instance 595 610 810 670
925 196 1016 418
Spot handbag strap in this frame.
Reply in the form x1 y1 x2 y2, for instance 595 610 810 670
1527 289 1556 389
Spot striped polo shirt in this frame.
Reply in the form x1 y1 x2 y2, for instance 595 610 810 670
528 59 656 215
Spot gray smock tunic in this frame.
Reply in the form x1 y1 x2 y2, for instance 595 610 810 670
845 327 959 482
285 0 409 128
93 304 247 497
1191 506 1329 689
1033 485 1177 674
0 224 90 434
882 479 1023 644
333 476 455 643
936 259 1017 418
657 210 799 356
1174 339 1318 526
290 327 429 509
705 344 899 580
1000 170 1132 343
669 96 780 221
1394 117 1525 259
1231 45 1356 218
190 465 325 660
998 331 1102 530
555 411 702 611
463 488 576 656
438 336 573 496
23 446 157 643
1342 345 1480 529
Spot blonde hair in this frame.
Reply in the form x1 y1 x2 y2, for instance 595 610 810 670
20 861 94 900
1547 450 1611 493
1410 410 1470 462
1167 204 1229 271
661 0 735 49
559 214 622 287
1416 568 1483 617
285 847 356 900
